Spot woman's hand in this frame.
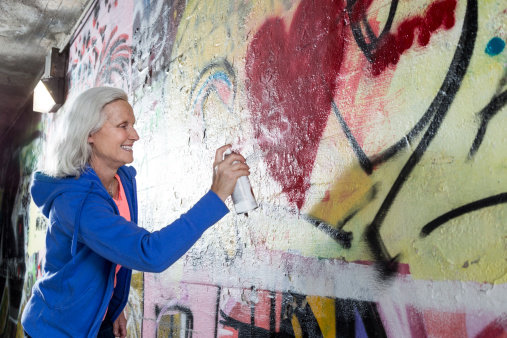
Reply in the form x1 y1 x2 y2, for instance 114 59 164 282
211 144 250 202
113 311 127 338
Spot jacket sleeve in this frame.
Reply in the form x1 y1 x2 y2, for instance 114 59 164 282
66 190 229 273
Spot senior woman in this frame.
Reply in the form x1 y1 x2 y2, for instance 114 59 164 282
21 87 249 338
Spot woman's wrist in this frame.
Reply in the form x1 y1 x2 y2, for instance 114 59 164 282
210 187 228 202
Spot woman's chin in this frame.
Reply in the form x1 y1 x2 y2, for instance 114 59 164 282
124 156 134 165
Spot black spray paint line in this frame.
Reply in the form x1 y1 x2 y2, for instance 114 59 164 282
344 0 469 167
357 301 388 338
334 297 356 336
219 292 329 336
270 290 277 333
291 297 323 336
303 214 353 248
336 183 379 230
258 202 354 248
347 0 399 57
333 298 388 337
219 309 275 336
351 29 373 61
214 286 221 338
364 0 478 276
155 304 194 336
420 193 507 237
363 16 379 47
468 90 507 158
314 42 374 174
331 101 374 174
304 183 378 249
250 290 255 333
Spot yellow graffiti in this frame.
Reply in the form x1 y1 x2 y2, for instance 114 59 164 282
309 166 374 232
291 315 303 338
168 0 507 285
307 296 336 337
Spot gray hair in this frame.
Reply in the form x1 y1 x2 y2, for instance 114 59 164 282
43 87 128 177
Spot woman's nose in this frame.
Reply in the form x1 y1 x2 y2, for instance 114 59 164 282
130 127 140 141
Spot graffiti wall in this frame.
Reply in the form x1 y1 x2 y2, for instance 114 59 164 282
16 0 507 336
0 101 41 338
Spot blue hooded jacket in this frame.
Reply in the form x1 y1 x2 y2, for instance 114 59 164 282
21 165 228 337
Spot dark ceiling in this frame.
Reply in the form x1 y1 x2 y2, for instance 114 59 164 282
0 0 91 145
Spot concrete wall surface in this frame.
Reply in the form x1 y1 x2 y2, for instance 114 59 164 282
12 0 507 336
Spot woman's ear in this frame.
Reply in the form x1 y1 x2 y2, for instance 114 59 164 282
88 135 94 144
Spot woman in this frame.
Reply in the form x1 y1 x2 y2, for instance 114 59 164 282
21 87 249 337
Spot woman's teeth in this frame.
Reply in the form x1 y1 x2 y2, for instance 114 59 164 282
121 146 133 150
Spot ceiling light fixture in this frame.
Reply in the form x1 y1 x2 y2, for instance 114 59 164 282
33 47 67 113
33 80 56 113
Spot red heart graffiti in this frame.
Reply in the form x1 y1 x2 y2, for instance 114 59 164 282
245 0 347 209
245 0 457 210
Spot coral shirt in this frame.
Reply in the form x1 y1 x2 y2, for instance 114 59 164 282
103 174 130 321
113 174 131 220
112 174 130 284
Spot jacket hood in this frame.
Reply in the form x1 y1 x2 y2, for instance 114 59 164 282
31 165 137 218
31 165 137 262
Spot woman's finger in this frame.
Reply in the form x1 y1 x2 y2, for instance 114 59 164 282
216 161 249 179
222 153 246 165
113 321 120 336
214 144 232 166
229 161 250 172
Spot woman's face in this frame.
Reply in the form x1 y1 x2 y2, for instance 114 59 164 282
88 100 139 171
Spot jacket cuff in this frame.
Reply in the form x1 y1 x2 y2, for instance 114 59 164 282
184 190 230 230
203 190 230 217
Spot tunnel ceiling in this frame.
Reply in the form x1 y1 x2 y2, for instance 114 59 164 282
0 0 90 141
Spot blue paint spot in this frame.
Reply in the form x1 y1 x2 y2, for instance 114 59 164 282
485 37 505 56
355 308 368 338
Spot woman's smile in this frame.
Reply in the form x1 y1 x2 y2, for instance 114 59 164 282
88 100 140 171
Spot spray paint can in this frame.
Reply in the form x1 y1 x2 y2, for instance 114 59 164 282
225 149 258 214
